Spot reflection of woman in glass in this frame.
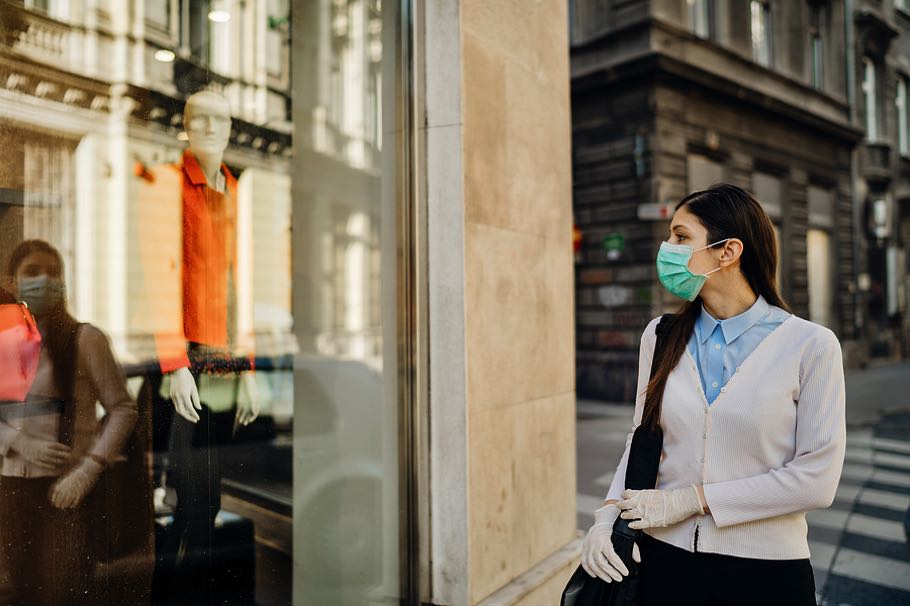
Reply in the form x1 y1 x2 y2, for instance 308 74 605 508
0 240 138 605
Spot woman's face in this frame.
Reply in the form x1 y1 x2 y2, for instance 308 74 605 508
14 251 61 287
667 205 721 276
13 250 65 316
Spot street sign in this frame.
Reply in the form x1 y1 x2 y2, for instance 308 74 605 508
638 202 676 221
602 232 625 261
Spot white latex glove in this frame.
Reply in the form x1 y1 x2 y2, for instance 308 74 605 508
11 431 70 472
169 366 201 423
49 457 103 509
235 372 260 427
618 486 705 529
581 503 641 583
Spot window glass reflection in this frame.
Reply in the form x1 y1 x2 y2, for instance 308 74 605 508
0 0 405 603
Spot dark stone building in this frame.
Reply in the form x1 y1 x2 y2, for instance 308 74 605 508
570 0 866 402
854 1 910 358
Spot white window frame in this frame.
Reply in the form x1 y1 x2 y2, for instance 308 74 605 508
897 75 909 156
808 4 824 90
688 0 712 39
751 0 773 68
862 58 878 141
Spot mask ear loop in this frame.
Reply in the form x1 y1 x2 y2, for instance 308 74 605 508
700 238 733 277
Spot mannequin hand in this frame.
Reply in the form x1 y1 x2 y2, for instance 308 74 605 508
235 372 260 427
169 367 201 423
11 431 70 472
49 457 103 509
619 486 705 529
581 503 641 583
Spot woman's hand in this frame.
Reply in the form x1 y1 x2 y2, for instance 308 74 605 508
49 457 103 509
581 503 641 583
618 486 705 529
11 431 70 472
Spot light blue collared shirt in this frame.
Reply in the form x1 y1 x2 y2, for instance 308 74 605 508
687 294 791 404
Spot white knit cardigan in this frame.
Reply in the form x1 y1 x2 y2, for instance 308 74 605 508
605 313 846 560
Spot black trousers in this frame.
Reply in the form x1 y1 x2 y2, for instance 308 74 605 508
638 533 817 606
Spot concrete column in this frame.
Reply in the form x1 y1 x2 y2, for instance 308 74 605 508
424 2 579 604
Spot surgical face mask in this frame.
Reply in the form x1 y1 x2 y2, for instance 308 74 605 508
17 274 65 316
656 238 731 302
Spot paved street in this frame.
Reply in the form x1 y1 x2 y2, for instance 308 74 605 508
576 361 910 606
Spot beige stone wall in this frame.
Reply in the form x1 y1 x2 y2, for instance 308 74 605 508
459 1 577 603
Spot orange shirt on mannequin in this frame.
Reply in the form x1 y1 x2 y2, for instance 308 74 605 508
137 149 249 373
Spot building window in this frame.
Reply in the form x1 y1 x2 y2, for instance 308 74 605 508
752 172 784 290
862 57 878 140
687 154 724 191
897 75 909 156
181 0 211 65
808 4 824 89
688 0 713 39
807 187 835 328
751 0 773 67
146 0 170 28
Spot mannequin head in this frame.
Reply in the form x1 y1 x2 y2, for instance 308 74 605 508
184 91 232 162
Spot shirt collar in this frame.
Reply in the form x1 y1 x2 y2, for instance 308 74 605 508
182 149 235 189
696 294 769 345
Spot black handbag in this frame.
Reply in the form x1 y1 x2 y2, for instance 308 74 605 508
560 314 673 606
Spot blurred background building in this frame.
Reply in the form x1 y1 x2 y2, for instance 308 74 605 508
0 0 578 604
570 0 910 402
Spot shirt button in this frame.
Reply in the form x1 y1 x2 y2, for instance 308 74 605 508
700 480 705 485
714 344 721 350
720 387 727 393
703 432 708 439
711 381 718 388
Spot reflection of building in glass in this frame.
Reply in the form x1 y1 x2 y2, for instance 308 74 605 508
293 0 386 368
0 0 294 364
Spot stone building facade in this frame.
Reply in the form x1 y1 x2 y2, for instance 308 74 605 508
854 1 910 357
570 0 867 402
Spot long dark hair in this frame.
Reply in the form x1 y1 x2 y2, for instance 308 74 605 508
7 239 80 398
640 183 791 431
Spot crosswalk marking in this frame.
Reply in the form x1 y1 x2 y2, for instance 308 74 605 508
874 451 910 471
839 462 874 483
871 467 910 489
845 513 906 543
857 486 910 512
807 508 850 532
809 540 838 573
577 493 604 515
830 547 910 592
874 437 910 455
593 471 615 487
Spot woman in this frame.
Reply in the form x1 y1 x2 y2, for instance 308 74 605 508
581 184 845 605
0 240 138 605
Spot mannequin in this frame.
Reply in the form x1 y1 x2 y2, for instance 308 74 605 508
137 90 259 424
136 90 259 603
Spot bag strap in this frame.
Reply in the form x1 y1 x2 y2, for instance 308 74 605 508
623 313 674 491
57 323 85 447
